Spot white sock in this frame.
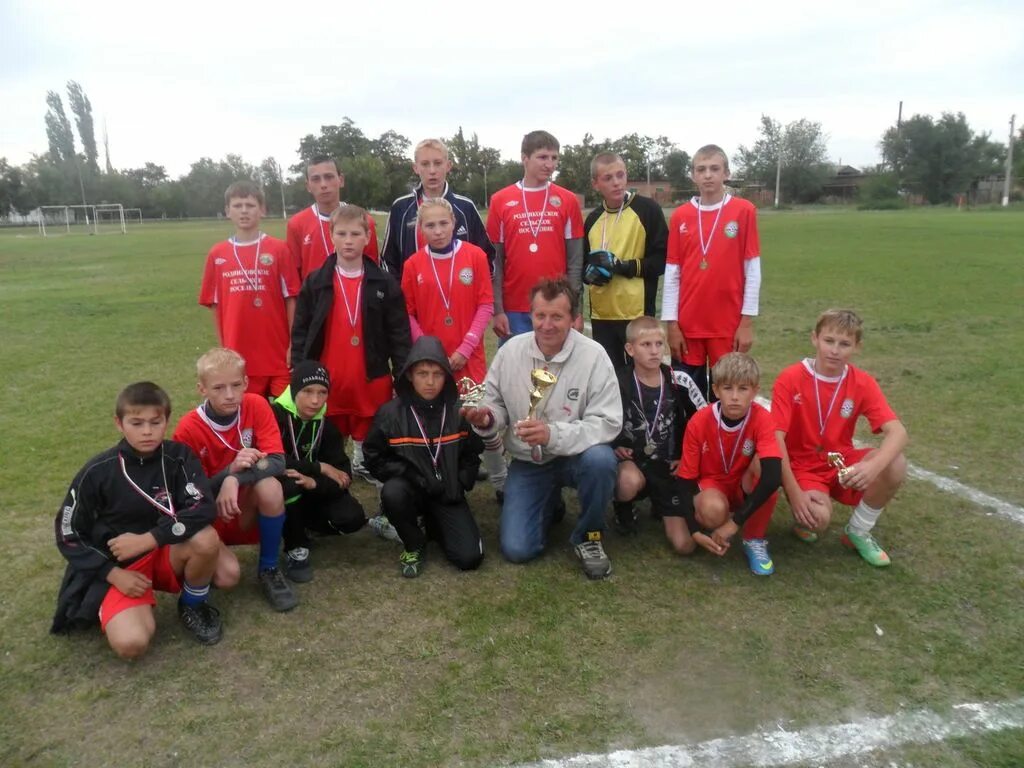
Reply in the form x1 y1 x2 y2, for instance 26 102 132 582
352 440 365 467
848 500 883 535
482 446 507 490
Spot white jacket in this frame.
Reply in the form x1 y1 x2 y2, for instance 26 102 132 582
476 330 623 463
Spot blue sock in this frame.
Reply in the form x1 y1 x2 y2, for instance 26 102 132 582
179 580 210 608
258 513 286 572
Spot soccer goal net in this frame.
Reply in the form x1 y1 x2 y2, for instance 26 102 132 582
38 204 131 236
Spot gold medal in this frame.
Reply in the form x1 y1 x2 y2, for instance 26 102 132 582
699 260 708 270
351 335 360 346
253 296 263 307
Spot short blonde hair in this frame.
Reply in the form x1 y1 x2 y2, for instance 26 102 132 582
197 347 246 381
590 151 624 179
417 197 455 225
414 139 449 161
711 352 760 387
329 204 369 233
625 316 664 343
815 308 864 342
692 144 730 174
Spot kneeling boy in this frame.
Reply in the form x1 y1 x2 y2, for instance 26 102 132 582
772 309 908 566
173 348 298 610
52 382 224 658
674 353 782 575
362 336 485 577
271 360 366 583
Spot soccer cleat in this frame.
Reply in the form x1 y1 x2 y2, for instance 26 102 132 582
741 538 775 576
399 548 425 578
258 567 299 612
368 514 402 543
841 525 891 567
791 524 819 543
612 502 639 536
178 601 223 646
282 547 313 583
574 532 612 580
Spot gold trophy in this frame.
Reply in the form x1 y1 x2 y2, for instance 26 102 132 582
527 368 558 462
456 377 486 408
827 452 852 487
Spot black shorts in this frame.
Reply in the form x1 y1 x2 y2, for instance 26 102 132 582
636 460 687 517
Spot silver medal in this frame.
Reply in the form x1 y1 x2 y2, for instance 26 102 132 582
253 296 263 307
256 457 269 470
444 315 454 326
351 335 360 346
643 442 655 456
529 242 539 253
171 521 186 536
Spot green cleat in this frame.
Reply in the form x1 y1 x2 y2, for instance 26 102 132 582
841 525 891 567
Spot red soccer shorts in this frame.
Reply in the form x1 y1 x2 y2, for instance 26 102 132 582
247 374 291 398
212 486 262 545
793 447 873 507
697 476 778 540
328 414 374 441
682 337 733 368
99 546 181 631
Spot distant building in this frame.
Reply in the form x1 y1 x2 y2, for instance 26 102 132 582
822 165 869 202
626 181 676 206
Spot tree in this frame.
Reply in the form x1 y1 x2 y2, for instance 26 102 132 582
0 158 36 216
44 91 76 163
66 81 98 172
293 118 373 173
663 150 693 199
880 112 1004 204
181 155 257 217
370 129 412 206
444 128 503 205
737 116 832 203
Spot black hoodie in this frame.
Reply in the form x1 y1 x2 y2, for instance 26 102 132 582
362 336 483 503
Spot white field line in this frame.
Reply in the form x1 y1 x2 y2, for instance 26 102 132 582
511 697 1024 768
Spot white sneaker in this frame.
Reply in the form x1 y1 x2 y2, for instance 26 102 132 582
368 514 401 543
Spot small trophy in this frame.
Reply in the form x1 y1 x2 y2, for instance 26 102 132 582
827 452 852 487
456 377 486 408
527 368 558 462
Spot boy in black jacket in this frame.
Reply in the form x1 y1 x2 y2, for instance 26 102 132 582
612 317 706 534
363 336 485 577
52 382 224 658
271 361 366 583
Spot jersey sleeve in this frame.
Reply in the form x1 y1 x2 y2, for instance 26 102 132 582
860 374 898 433
770 371 796 433
198 248 219 307
486 196 503 244
380 202 402 276
753 406 781 459
677 416 703 480
666 207 683 266
286 217 304 282
364 215 380 263
279 244 301 297
54 462 116 580
564 193 584 239
401 260 419 319
252 396 285 455
742 203 760 260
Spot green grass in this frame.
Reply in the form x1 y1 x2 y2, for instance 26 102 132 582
1 208 1022 767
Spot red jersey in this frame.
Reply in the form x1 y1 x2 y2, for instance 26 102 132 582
486 182 583 312
286 204 379 280
199 234 299 377
678 401 779 488
320 270 394 418
666 195 759 338
401 241 493 384
771 360 898 473
172 394 284 478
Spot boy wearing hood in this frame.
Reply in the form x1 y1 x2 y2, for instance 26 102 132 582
270 361 367 583
362 336 486 577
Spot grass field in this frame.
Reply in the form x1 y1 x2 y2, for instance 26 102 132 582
1 208 1022 767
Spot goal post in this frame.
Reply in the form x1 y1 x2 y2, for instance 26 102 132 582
95 203 127 235
39 205 97 237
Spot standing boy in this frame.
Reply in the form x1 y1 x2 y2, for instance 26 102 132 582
200 180 300 397
487 130 585 340
772 309 908 566
173 348 298 611
381 138 494 280
583 154 668 367
363 336 486 577
674 353 782 575
287 155 379 281
612 317 704 535
661 145 761 398
52 382 224 657
271 360 367 583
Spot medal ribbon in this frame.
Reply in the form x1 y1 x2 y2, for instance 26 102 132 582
696 196 727 258
313 203 333 259
287 417 322 462
632 372 665 448
811 362 848 436
231 232 263 296
335 268 363 330
118 451 177 521
600 192 630 251
715 402 751 475
427 240 459 317
520 181 551 242
409 404 447 477
196 404 244 454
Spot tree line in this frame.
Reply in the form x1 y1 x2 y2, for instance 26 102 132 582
1 83 1020 220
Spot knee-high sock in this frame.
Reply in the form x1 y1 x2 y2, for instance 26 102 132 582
258 513 285 572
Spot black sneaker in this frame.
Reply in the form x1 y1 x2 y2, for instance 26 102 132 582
258 567 299 612
574 532 612 580
399 548 425 578
283 548 313 583
178 601 223 645
613 502 639 536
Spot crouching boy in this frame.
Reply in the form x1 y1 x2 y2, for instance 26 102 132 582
362 336 485 577
271 360 367 583
52 382 224 658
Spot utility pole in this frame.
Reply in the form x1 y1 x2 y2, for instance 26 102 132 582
1003 114 1016 207
275 159 287 219
774 137 783 208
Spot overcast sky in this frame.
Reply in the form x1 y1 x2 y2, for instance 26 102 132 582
2 0 1021 179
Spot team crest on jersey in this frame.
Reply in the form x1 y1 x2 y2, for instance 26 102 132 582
724 221 739 238
241 428 253 448
185 482 202 500
459 267 474 285
505 200 519 207
259 254 274 266
303 234 313 245
215 258 227 265
840 398 855 418
742 438 755 457
550 196 562 207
